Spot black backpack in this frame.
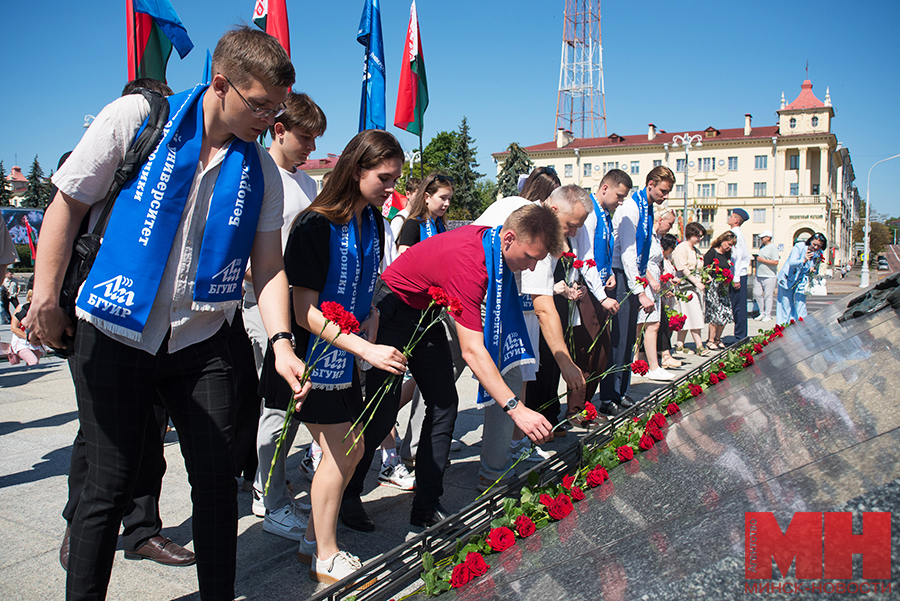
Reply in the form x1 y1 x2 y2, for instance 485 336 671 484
52 88 170 357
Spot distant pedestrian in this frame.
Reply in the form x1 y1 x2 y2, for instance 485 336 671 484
777 233 827 324
753 230 778 322
704 231 736 351
727 208 750 339
2 268 20 324
671 222 708 355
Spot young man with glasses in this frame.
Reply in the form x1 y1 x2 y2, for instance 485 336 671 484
24 27 310 600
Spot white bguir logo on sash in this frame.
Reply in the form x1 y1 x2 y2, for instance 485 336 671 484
209 258 243 295
502 332 526 363
313 348 349 381
87 275 136 318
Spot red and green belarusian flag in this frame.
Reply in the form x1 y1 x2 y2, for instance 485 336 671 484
126 0 193 83
253 0 291 57
382 191 408 220
393 0 428 135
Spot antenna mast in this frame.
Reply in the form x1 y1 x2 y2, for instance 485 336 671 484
555 0 606 139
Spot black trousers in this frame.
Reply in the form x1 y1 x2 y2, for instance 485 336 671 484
571 290 612 404
525 292 569 427
63 405 167 553
598 269 640 403
67 322 237 601
729 274 749 340
348 293 458 512
225 309 260 481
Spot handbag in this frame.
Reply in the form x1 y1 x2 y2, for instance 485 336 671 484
50 89 169 357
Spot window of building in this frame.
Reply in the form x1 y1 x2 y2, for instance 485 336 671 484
675 184 685 197
753 208 766 223
812 184 820 195
699 183 715 197
790 183 799 196
789 154 799 170
631 185 640 195
652 159 662 167
727 183 738 197
602 161 618 174
676 158 686 172
728 156 738 171
754 182 767 197
752 234 763 249
564 164 573 178
698 234 711 248
698 208 716 224
754 155 767 170
583 163 592 177
789 117 797 129
811 116 819 127
698 157 713 172
630 161 639 175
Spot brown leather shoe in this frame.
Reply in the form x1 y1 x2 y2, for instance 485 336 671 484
60 526 71 571
124 536 196 566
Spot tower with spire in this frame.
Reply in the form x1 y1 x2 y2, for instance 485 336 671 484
777 79 834 135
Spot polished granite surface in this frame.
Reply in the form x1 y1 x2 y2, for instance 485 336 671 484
432 297 900 600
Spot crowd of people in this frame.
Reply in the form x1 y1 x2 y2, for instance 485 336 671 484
8 24 831 600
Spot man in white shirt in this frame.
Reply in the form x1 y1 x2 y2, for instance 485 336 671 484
728 208 751 339
598 166 675 415
242 92 326 542
23 28 310 600
753 230 778 322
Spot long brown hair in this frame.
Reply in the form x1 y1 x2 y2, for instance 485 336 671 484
519 167 560 202
307 130 404 224
403 171 454 232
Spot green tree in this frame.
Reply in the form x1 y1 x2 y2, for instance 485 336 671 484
22 155 51 208
496 143 533 199
475 178 498 215
422 131 458 175
447 117 484 220
852 219 892 256
0 161 11 206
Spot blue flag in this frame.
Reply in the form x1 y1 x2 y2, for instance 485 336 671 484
201 49 212 85
357 0 386 131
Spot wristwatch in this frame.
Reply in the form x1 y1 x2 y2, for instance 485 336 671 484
503 397 519 413
270 331 295 349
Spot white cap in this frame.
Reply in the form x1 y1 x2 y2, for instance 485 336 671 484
760 230 773 239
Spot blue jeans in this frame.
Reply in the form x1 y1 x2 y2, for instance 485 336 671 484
777 285 807 324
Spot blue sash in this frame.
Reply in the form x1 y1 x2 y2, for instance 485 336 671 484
418 216 446 241
479 226 535 406
76 85 264 340
632 188 652 275
305 206 380 389
590 193 614 281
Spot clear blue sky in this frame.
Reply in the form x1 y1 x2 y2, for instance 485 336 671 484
2 0 899 218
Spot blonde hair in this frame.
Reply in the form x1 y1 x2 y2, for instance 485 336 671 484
212 26 294 88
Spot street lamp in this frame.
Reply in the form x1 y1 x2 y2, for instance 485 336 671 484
671 133 703 239
84 115 96 129
860 152 900 288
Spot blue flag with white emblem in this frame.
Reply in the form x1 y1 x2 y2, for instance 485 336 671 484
357 0 386 131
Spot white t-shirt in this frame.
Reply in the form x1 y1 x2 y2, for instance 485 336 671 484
52 93 284 354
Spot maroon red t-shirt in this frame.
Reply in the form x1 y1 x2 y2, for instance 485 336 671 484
382 225 489 332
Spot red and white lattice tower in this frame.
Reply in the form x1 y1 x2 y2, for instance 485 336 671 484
555 0 606 139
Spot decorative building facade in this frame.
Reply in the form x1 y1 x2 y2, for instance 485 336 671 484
493 79 859 270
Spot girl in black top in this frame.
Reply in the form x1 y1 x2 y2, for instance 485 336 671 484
396 172 454 253
264 129 408 585
703 231 736 350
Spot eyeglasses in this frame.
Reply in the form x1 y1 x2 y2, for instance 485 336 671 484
222 75 286 120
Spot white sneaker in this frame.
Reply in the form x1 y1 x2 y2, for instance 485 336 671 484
263 504 308 541
510 438 551 462
760 316 773 322
297 538 317 565
298 447 322 482
310 550 375 590
251 489 266 518
646 368 675 382
378 458 416 490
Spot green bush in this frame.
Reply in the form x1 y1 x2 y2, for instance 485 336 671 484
12 244 32 271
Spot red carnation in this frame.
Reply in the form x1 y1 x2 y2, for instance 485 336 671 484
573 259 584 269
631 360 650 376
448 297 464 317
660 273 674 284
638 435 654 450
464 552 488 577
548 494 573 520
571 486 586 501
320 301 361 334
514 515 536 538
562 474 575 490
586 466 608 488
636 276 650 287
538 493 554 507
585 259 597 268
790 319 795 325
709 373 719 385
799 316 804 322
486 527 516 552
717 371 727 380
616 446 634 462
687 384 703 397
584 401 598 422
562 251 577 259
427 286 450 307
718 362 725 369
753 343 763 353
651 413 667 429
666 403 681 415
450 562 472 588
686 293 694 301
713 258 719 265
647 424 664 442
